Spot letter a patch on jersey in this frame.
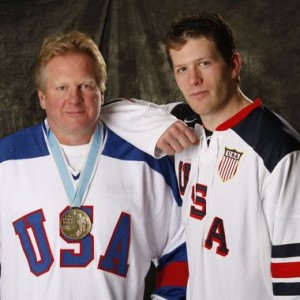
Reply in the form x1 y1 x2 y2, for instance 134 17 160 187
218 147 243 182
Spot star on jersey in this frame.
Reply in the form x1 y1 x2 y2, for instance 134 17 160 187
218 148 243 182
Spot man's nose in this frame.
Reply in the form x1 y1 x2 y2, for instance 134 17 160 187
189 67 202 86
68 87 83 103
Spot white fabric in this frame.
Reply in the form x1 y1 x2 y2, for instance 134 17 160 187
100 98 179 157
0 121 186 300
102 98 300 299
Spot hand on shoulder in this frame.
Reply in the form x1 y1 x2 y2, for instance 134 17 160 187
156 120 199 155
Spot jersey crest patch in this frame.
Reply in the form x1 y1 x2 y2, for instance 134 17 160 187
218 147 243 182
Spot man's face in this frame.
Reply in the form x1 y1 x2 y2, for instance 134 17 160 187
170 37 239 123
38 52 102 145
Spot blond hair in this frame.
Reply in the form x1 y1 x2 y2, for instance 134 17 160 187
35 31 107 92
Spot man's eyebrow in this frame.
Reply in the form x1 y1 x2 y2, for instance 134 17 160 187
173 57 211 68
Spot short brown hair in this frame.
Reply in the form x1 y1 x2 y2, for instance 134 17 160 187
164 12 237 68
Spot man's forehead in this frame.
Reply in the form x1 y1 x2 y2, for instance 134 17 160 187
170 38 219 64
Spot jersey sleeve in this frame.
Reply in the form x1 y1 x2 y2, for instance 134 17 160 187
152 231 188 299
100 99 181 157
145 155 188 299
265 151 300 297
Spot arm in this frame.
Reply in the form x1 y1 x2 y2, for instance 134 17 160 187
100 98 198 157
265 151 300 297
147 155 188 299
152 234 188 299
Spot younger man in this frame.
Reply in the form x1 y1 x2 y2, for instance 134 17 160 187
102 12 300 299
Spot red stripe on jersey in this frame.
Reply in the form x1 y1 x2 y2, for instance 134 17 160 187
216 98 262 131
156 261 188 288
271 262 300 278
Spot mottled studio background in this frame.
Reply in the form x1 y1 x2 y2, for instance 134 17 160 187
0 0 299 137
0 0 299 297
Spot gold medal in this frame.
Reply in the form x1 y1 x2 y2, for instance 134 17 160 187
60 208 92 240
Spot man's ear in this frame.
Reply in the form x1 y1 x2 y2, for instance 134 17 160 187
231 52 241 80
100 93 104 106
38 90 46 110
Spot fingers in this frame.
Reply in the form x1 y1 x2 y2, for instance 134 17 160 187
156 140 180 156
156 121 199 155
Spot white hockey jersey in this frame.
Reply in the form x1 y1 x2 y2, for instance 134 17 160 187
0 120 188 300
101 98 300 299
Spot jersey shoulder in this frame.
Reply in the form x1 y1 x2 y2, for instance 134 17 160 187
102 125 182 206
0 123 49 163
170 102 202 127
233 105 300 172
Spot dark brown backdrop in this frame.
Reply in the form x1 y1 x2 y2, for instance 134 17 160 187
0 0 299 137
0 0 299 298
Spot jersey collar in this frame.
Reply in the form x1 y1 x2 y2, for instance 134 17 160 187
216 98 262 131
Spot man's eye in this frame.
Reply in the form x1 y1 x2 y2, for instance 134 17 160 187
80 84 94 91
199 61 210 67
176 67 187 74
57 86 67 91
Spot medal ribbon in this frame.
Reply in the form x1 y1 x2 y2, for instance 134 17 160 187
47 123 102 207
